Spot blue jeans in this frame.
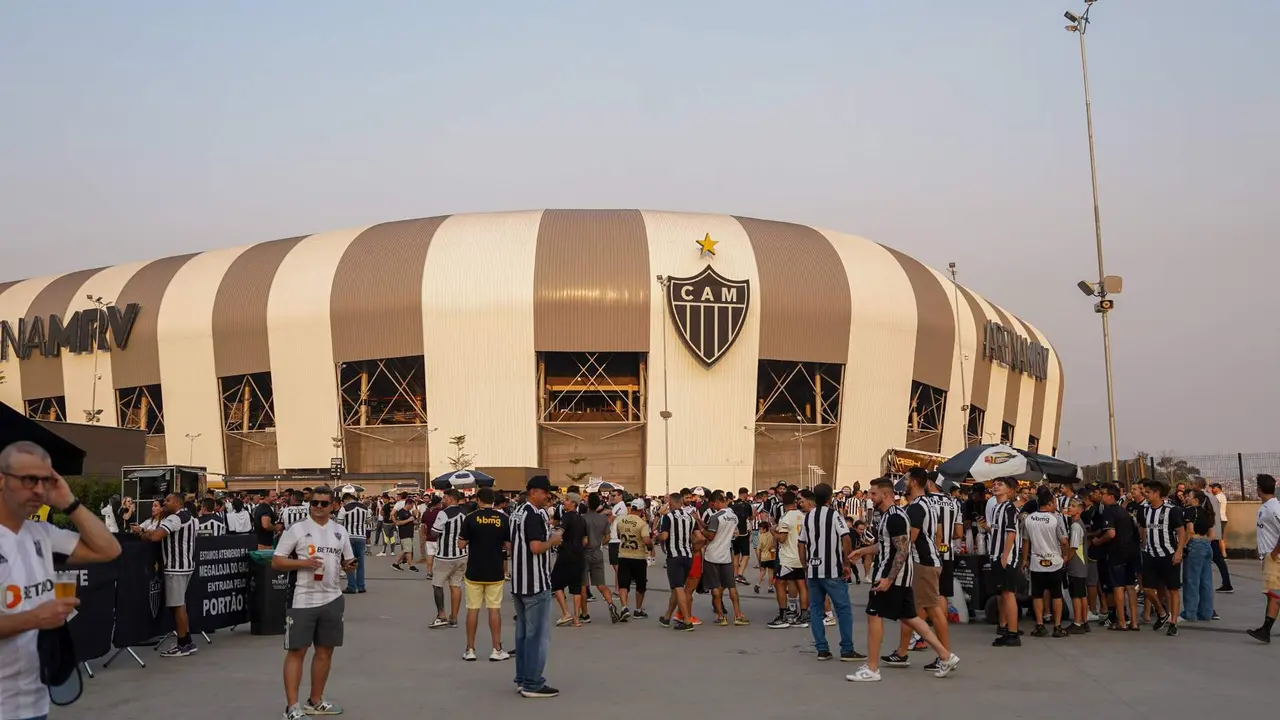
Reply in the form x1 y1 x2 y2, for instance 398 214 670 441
346 537 367 592
1182 539 1214 621
513 590 552 691
807 577 855 654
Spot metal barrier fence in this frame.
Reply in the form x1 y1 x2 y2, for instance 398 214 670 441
1080 452 1280 501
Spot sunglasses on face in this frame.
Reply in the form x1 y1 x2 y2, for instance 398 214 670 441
310 499 332 508
2 472 55 490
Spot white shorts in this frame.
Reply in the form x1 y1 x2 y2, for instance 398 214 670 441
425 541 438 557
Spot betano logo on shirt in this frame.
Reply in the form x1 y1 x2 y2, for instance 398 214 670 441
4 579 55 609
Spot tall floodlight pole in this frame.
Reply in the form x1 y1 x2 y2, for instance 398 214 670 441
1066 1 1121 479
656 275 673 495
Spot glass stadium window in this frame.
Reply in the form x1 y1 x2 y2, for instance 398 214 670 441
1000 421 1015 446
906 381 946 453
117 384 165 435
25 396 66 423
1028 434 1041 454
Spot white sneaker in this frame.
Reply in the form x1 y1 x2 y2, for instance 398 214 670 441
490 648 510 661
1086 612 1100 622
376 552 386 557
463 648 477 661
846 665 881 682
934 653 960 678
824 613 836 626
283 704 307 720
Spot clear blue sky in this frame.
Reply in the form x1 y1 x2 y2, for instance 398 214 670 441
2 0 1276 460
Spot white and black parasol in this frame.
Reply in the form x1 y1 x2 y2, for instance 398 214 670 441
937 444 1083 484
431 470 495 490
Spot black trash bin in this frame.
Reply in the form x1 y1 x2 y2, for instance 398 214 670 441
248 550 289 636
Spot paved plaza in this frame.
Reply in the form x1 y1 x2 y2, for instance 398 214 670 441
63 559 1272 720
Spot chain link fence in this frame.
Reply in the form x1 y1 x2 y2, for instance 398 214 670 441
1080 452 1280 501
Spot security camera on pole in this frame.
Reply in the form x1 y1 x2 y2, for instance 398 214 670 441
1065 0 1123 481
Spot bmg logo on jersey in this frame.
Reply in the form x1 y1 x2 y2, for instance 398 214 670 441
4 579 55 609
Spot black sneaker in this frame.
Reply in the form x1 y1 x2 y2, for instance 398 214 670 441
880 652 910 668
520 685 561 698
792 611 810 629
658 616 671 628
840 650 866 662
408 565 420 573
1003 634 1022 647
608 604 621 624
816 650 833 661
1030 625 1048 638
1052 626 1068 638
633 609 649 619
673 620 695 632
391 563 404 572
1082 621 1092 633
1066 623 1086 635
1215 586 1234 594
991 634 1009 647
1152 614 1168 632
767 613 791 629
1166 623 1179 637
619 607 632 622
923 658 941 671
579 614 592 624
1247 628 1271 644
1211 611 1221 620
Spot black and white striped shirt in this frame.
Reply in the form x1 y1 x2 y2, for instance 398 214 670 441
929 492 961 561
1141 502 1185 558
280 504 309 531
798 506 849 579
339 501 372 538
433 506 468 560
1056 494 1072 513
989 500 1021 566
510 504 551 595
659 509 695 558
159 509 197 574
197 513 227 537
906 496 941 567
871 505 913 588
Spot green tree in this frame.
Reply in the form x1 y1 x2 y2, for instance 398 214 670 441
565 456 591 486
447 435 476 471
1154 454 1204 487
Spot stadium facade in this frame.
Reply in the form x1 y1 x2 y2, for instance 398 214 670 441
0 210 1063 493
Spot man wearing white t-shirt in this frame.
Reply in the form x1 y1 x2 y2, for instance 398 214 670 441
273 486 356 720
607 489 627 588
0 441 121 720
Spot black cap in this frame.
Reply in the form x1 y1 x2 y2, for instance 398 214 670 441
527 475 553 492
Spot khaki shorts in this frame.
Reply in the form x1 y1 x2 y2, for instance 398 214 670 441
912 563 942 610
1264 554 1280 595
465 580 504 609
164 572 191 608
433 556 467 588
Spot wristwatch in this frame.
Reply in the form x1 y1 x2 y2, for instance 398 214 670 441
61 498 82 515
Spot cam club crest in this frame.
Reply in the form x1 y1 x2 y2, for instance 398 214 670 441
665 265 750 367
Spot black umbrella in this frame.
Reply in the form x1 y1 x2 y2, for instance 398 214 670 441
0 403 86 475
937 444 1081 485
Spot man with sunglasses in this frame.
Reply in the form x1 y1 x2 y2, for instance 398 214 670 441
273 486 357 719
0 441 121 720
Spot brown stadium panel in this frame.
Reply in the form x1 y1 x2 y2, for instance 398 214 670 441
880 246 954 391
735 217 851 364
1053 349 1065 453
211 238 306 377
19 268 106 400
985 303 1022 427
956 286 993 424
0 280 20 295
111 254 197 389
330 217 447 363
533 209 650 352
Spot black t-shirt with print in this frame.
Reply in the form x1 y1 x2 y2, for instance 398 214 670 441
730 500 752 534
1100 503 1138 564
461 508 510 583
252 503 278 546
558 510 586 561
395 508 415 539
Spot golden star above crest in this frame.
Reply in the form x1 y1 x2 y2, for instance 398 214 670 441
696 233 718 257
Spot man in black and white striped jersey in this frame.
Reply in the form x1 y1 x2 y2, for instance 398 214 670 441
280 490 309 533
989 477 1024 646
657 492 698 631
1139 479 1187 635
847 477 958 682
430 490 468 628
510 475 562 698
197 498 227 537
885 468 954 669
137 493 199 657
798 483 862 662
338 491 371 594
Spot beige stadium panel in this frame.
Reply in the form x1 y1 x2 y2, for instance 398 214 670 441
540 423 644 490
61 261 150 428
955 285 995 443
267 227 367 470
969 292 1010 444
817 228 917 483
642 211 762 496
926 266 978 456
1008 314 1042 451
18 268 105 402
1019 319 1060 452
422 211 542 480
0 276 59 411
156 245 253 476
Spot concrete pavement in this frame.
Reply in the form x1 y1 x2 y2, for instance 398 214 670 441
60 558 1274 720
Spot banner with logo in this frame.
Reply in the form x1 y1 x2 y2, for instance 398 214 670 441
53 558 119 662
28 505 51 522
188 534 255 632
111 539 173 648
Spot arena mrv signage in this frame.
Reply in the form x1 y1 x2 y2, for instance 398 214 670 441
983 319 1049 381
0 303 141 362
